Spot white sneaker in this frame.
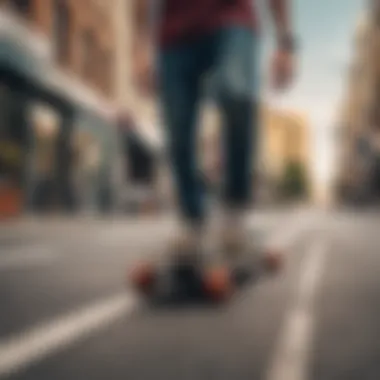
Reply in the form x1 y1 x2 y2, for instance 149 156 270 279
169 223 204 263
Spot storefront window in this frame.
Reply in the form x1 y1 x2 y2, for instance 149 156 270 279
72 129 101 210
0 84 26 217
0 85 24 185
29 103 60 211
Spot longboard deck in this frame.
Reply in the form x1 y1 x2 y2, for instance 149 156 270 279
128 239 283 304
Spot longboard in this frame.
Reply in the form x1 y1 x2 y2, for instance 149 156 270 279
128 240 283 304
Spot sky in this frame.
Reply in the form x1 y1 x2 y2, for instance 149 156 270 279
261 0 366 192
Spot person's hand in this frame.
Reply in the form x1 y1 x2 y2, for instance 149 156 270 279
270 48 296 92
132 40 156 96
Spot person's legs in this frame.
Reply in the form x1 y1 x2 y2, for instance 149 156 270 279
211 27 260 251
157 42 207 254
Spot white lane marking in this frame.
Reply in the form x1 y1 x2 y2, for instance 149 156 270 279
266 241 326 380
0 247 57 270
0 293 138 378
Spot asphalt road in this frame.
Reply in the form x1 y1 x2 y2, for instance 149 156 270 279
1 208 380 380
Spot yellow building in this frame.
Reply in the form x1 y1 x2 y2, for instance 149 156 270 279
261 107 312 200
261 108 310 178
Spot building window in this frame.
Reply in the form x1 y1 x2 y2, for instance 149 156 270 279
100 50 113 97
9 0 32 17
80 29 97 82
52 0 71 65
92 47 113 97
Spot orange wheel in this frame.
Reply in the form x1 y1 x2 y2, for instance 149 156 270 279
129 262 156 293
263 250 284 274
203 267 233 302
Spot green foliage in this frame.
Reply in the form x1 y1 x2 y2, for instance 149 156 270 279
279 160 308 199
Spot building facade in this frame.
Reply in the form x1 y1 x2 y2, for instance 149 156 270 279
0 0 121 218
337 7 380 204
0 0 115 98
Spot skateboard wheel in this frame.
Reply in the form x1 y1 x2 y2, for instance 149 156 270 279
263 250 283 273
203 267 233 302
129 262 156 293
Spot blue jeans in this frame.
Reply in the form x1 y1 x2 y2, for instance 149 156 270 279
158 27 260 224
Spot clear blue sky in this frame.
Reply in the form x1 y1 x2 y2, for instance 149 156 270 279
261 0 365 190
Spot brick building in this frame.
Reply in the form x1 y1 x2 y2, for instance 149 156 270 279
0 0 121 217
1 0 115 98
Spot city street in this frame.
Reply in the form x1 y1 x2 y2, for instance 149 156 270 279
1 207 380 379
1 0 376 379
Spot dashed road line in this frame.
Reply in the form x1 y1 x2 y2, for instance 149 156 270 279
0 293 138 378
266 240 326 380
